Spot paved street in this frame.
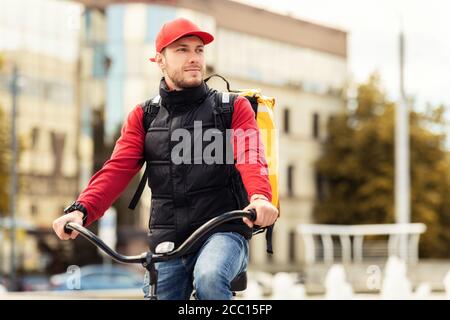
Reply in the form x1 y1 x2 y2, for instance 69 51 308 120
0 290 447 300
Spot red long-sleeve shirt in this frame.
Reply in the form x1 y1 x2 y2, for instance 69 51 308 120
77 96 272 226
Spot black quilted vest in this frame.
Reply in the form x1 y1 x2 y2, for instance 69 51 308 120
144 79 252 254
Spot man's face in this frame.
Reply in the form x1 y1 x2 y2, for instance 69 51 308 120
156 36 206 89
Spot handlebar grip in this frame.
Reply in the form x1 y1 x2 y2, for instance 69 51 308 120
247 208 257 222
64 223 72 235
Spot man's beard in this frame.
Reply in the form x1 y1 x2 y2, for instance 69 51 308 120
167 68 205 89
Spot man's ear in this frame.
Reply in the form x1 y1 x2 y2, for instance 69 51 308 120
155 53 165 69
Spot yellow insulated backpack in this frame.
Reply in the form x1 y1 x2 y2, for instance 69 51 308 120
205 75 279 213
204 75 279 254
236 88 279 211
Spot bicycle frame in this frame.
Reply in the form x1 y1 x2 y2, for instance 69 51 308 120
64 209 256 300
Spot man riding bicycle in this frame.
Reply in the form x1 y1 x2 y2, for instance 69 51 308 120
52 18 278 300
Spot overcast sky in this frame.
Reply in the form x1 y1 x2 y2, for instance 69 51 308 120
238 0 450 109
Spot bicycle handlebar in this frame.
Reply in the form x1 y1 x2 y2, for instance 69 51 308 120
64 209 257 265
64 222 148 264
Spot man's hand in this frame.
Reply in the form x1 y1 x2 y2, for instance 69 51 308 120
243 195 279 228
52 211 84 240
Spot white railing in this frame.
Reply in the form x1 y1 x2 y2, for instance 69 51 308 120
297 223 427 264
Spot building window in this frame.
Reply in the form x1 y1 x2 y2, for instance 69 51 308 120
31 205 38 217
313 112 320 139
283 108 290 134
287 165 294 197
328 115 335 125
31 128 39 149
324 115 334 139
289 230 296 263
315 172 325 201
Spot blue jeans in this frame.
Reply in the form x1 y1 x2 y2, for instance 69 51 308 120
142 231 249 300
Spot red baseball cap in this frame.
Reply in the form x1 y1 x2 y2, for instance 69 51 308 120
149 18 214 62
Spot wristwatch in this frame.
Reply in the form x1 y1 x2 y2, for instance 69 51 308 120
64 201 88 226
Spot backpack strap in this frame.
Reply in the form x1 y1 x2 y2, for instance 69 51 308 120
252 224 274 254
214 92 237 130
128 96 161 210
266 224 274 254
205 74 239 93
142 95 161 132
214 92 238 167
246 95 259 120
216 92 274 255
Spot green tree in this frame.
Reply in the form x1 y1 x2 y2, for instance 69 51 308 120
0 106 9 216
314 74 450 258
0 55 10 216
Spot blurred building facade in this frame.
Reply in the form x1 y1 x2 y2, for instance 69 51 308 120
0 0 347 274
0 0 83 273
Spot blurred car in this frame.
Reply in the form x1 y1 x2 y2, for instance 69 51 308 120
18 274 51 291
0 274 52 292
50 264 143 291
